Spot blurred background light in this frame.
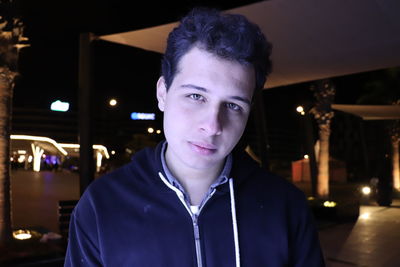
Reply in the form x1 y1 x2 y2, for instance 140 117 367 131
50 100 70 112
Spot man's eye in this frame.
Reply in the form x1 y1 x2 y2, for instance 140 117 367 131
189 94 204 101
226 103 241 111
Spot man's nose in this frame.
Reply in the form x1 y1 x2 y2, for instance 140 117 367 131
199 106 223 136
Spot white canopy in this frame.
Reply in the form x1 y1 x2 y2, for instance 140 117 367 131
99 0 400 89
332 104 400 120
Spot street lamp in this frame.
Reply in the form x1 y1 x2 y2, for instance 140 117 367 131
109 98 117 107
147 127 154 134
13 229 32 240
361 186 371 195
51 100 70 112
296 105 305 116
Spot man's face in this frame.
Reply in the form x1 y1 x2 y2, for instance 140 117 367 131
157 46 255 171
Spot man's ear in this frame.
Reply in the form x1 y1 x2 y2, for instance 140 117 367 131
156 76 167 112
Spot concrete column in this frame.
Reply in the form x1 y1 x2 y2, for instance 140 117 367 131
393 140 400 190
31 143 44 172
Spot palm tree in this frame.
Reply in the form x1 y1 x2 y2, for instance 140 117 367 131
0 61 15 244
310 79 335 199
389 103 400 191
0 0 25 244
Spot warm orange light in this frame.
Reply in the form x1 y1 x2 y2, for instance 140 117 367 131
323 201 337 208
11 135 68 156
109 99 117 106
59 143 110 159
360 213 370 219
296 106 304 113
362 186 371 195
13 230 32 240
17 155 26 163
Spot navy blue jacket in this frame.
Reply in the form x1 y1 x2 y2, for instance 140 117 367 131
65 143 325 266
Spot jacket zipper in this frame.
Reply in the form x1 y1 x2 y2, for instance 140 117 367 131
190 189 216 267
193 215 203 267
176 189 216 267
157 172 216 267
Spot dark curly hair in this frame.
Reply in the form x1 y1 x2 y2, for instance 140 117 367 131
161 7 272 93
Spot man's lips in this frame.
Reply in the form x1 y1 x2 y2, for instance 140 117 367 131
189 141 217 150
188 141 217 155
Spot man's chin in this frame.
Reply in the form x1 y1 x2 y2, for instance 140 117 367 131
187 155 228 170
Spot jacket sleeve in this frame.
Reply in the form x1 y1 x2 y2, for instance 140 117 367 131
64 193 102 267
289 190 326 267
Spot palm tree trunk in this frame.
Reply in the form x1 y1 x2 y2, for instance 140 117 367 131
0 67 14 243
317 124 330 199
393 140 400 191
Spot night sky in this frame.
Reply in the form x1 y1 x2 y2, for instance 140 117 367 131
14 0 262 111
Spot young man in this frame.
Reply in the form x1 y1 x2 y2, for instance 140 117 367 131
65 7 325 267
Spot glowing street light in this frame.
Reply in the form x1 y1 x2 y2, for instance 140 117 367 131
323 201 337 208
360 213 370 220
109 98 117 107
51 100 70 112
156 130 161 134
296 106 304 113
362 186 371 195
296 106 305 116
13 229 32 240
147 127 154 134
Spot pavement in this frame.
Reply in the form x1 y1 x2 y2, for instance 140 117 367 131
319 199 400 267
9 170 400 266
11 169 80 233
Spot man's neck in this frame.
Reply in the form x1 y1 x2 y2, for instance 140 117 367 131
178 171 219 206
165 151 224 206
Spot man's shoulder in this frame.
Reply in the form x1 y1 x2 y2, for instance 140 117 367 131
232 151 306 200
86 145 162 195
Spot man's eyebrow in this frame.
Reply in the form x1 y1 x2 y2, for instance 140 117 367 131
181 84 251 106
181 84 207 92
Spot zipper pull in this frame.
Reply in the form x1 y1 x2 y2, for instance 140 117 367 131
193 215 200 240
